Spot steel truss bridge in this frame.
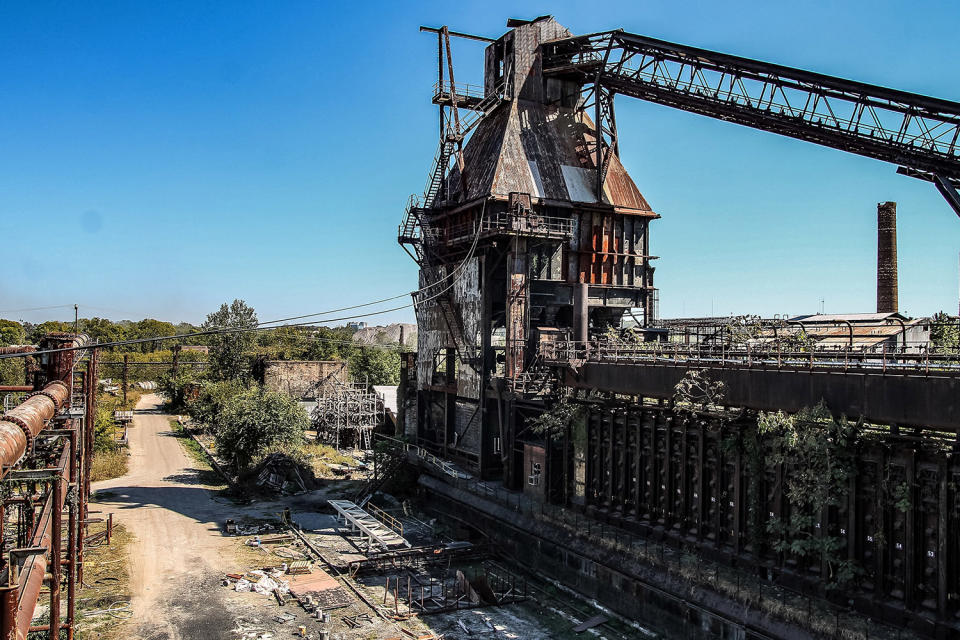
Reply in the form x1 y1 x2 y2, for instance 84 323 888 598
541 30 960 217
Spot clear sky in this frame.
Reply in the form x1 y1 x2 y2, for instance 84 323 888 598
1 0 958 326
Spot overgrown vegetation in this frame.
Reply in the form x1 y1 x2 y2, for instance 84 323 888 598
87 389 141 482
673 370 863 587
673 369 729 412
70 518 134 640
212 386 309 472
0 319 28 386
181 380 244 430
530 397 585 437
90 449 129 482
204 299 259 382
930 311 959 353
756 405 861 585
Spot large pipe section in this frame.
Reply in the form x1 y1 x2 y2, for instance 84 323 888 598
2 446 70 640
36 334 88 390
877 201 898 313
0 347 35 356
0 381 69 470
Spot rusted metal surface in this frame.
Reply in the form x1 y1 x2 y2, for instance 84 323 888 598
0 381 68 470
445 100 654 212
0 333 96 640
542 30 960 217
5 446 70 640
0 347 35 356
36 334 87 387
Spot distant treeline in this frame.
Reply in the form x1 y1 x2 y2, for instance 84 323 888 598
0 314 407 387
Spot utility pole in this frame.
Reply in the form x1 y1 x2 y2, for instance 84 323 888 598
122 354 129 406
74 304 79 336
172 345 181 404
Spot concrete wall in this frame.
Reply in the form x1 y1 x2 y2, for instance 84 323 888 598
262 360 347 400
567 361 960 431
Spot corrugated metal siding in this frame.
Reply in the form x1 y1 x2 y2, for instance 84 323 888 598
566 211 649 285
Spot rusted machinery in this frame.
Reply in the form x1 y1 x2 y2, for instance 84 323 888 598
0 333 99 640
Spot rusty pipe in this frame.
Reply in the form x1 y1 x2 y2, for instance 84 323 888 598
837 319 854 349
10 446 70 640
0 381 69 470
0 347 35 356
891 316 908 351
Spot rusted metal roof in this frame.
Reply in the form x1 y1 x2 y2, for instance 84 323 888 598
789 312 909 324
447 100 653 212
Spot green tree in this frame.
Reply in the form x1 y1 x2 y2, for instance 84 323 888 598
185 380 244 430
0 359 25 386
157 364 201 410
0 320 25 346
759 404 860 585
256 325 309 360
174 322 201 342
215 387 307 471
348 346 400 385
79 317 126 346
301 326 358 361
204 300 258 381
28 321 71 343
131 318 177 352
930 311 958 353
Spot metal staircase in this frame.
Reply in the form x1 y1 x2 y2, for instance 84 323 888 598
449 83 506 141
423 139 456 208
398 83 508 263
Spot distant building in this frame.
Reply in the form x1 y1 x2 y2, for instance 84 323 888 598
346 322 368 331
782 312 930 353
180 345 209 354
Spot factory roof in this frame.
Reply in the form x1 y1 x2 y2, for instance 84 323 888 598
789 312 909 324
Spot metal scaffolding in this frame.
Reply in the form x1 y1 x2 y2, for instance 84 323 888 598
310 379 383 450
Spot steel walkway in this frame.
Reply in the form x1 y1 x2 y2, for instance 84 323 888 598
329 499 410 552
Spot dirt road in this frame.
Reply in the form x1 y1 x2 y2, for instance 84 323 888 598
92 394 263 639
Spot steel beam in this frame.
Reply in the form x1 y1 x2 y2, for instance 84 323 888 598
543 31 960 216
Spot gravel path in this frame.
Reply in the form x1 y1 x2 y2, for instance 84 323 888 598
92 394 260 639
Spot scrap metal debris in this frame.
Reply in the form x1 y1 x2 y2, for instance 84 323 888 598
252 453 311 494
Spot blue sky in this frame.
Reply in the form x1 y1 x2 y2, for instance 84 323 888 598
1 0 958 326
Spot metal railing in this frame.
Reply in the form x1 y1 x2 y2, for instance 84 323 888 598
366 502 404 538
539 339 960 376
446 212 575 244
375 434 465 480
432 81 486 100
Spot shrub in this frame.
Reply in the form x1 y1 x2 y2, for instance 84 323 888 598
185 380 244 432
215 387 308 472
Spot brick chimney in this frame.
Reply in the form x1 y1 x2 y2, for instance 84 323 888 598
877 201 898 313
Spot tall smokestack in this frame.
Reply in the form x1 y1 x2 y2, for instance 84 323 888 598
877 201 898 314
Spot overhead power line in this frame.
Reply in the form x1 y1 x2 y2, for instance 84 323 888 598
2 211 487 362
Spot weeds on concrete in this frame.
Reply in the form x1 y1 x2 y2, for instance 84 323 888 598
90 450 129 483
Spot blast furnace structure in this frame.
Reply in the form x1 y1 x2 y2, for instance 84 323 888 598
400 17 658 485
